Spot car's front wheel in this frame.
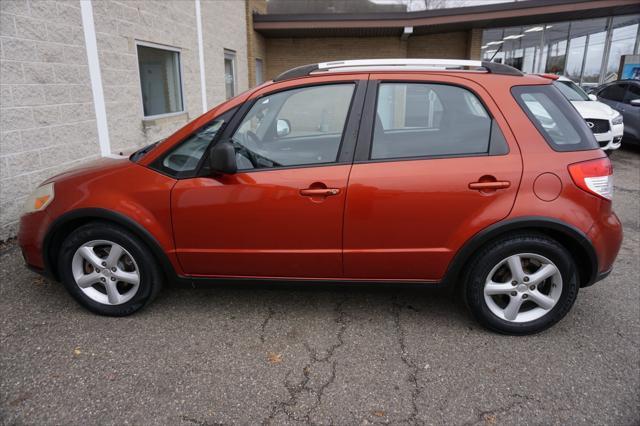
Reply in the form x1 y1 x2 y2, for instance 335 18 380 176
58 222 163 316
464 233 579 335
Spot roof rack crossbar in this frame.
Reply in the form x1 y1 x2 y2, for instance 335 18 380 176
273 59 523 81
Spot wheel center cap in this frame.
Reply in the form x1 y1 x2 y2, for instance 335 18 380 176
516 284 528 292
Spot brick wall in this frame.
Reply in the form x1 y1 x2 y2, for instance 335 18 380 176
263 30 480 80
0 0 248 241
202 0 248 106
246 0 267 87
407 32 469 59
0 0 99 239
265 37 409 80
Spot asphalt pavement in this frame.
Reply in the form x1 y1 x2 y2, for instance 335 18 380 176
1 148 638 425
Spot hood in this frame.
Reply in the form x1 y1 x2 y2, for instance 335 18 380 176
570 100 619 120
42 156 131 186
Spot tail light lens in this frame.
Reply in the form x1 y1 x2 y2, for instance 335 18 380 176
568 157 613 200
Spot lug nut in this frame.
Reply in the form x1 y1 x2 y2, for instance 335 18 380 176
523 276 530 282
101 261 106 267
522 294 528 299
100 277 106 282
511 280 517 286
110 277 116 281
111 267 116 272
511 291 517 296
529 285 535 291
95 268 100 273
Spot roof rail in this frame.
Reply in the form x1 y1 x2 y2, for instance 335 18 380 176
273 59 523 82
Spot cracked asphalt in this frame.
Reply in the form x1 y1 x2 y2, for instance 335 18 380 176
1 148 639 425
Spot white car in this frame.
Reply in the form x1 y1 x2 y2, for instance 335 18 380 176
553 76 623 152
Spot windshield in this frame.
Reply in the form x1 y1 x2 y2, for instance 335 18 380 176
553 80 590 102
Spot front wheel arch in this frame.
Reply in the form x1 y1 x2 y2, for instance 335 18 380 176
442 217 598 291
43 208 177 283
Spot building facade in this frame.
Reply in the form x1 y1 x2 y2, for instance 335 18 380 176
252 0 640 82
0 0 248 239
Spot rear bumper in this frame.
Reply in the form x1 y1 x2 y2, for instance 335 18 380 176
585 209 623 286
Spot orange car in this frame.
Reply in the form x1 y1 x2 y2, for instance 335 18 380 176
18 59 622 334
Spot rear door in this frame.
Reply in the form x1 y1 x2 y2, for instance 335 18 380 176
343 74 523 280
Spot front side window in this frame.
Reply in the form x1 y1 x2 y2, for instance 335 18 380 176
230 84 355 170
599 83 628 102
154 108 235 176
137 44 183 117
512 85 597 151
623 83 640 104
371 83 491 160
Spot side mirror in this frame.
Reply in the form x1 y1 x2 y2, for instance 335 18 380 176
631 99 640 107
276 119 291 137
588 94 598 101
209 140 237 174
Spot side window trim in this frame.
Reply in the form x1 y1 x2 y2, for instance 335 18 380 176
197 80 367 175
353 80 504 163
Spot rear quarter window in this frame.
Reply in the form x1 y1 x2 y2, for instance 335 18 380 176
512 85 598 152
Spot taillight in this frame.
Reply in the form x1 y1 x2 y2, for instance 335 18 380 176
568 157 613 200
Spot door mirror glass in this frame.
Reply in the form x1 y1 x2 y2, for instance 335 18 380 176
276 119 291 137
588 94 597 101
209 140 237 174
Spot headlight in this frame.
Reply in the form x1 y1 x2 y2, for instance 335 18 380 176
23 183 55 214
611 113 623 126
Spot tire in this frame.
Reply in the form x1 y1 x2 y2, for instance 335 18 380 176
464 233 578 335
58 221 163 316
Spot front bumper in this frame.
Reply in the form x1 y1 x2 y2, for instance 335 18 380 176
594 122 624 150
17 210 51 271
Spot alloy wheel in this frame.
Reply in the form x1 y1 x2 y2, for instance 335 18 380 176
71 240 140 305
483 253 563 323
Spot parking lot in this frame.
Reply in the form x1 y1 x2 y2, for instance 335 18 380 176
1 148 638 425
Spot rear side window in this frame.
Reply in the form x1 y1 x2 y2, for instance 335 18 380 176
512 85 597 152
372 83 492 160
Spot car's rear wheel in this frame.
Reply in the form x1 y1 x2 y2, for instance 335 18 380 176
464 233 578 335
58 222 163 316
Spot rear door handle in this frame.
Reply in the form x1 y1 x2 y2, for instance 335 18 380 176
300 188 341 197
469 181 511 190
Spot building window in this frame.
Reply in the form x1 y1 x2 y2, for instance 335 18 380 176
255 58 264 85
137 44 184 118
224 50 237 99
481 15 640 87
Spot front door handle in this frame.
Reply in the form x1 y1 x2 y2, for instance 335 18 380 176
469 180 511 190
300 188 341 197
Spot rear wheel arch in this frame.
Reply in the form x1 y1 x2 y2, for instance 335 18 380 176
43 208 176 282
444 217 598 290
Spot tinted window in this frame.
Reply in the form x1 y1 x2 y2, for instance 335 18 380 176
599 83 628 102
554 80 590 102
512 85 597 151
623 83 640 104
371 83 491 160
231 84 354 170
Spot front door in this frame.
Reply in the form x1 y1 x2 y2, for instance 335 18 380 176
343 75 523 280
171 78 366 278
